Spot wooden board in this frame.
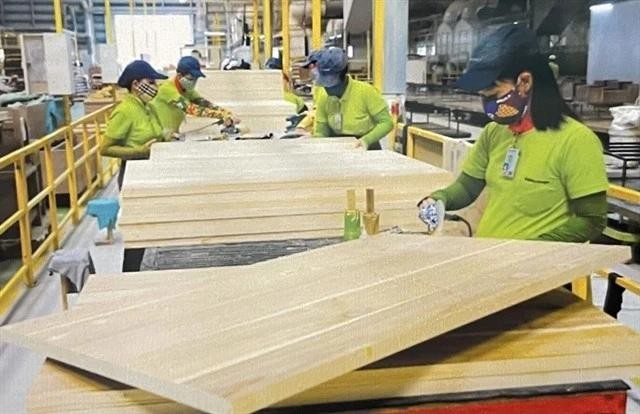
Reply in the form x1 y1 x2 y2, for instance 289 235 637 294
0 234 629 413
121 151 448 198
150 138 358 160
118 150 458 247
198 70 284 102
26 288 640 413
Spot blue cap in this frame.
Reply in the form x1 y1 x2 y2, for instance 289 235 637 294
177 56 206 78
299 49 323 68
316 47 348 88
456 25 540 93
117 60 168 88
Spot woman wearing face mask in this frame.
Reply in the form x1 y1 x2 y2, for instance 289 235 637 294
418 26 608 242
151 56 238 137
100 60 167 189
313 47 393 150
293 49 322 134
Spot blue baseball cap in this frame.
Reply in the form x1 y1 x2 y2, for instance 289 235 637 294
177 56 206 78
299 49 323 68
316 47 348 88
117 60 167 88
456 25 540 93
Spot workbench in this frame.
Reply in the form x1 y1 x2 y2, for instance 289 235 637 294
25 288 640 413
119 143 480 271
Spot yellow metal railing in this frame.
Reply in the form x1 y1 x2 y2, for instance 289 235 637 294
0 104 117 314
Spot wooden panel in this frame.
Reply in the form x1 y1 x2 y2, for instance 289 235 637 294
0 234 629 413
26 289 640 413
149 138 358 161
121 151 449 198
198 70 284 102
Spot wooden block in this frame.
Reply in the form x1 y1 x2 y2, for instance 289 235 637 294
198 70 284 102
0 234 629 413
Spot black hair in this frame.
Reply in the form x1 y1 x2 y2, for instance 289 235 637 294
498 54 578 131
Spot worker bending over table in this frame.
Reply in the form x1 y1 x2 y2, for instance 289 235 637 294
100 60 168 189
151 56 239 137
313 47 393 150
419 26 608 242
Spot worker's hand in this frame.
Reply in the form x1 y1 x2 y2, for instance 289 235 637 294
294 127 311 136
224 117 241 127
144 139 157 148
355 139 368 150
416 196 437 210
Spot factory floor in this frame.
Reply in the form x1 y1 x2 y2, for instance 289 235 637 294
2 170 640 413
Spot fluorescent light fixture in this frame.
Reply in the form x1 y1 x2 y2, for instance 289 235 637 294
590 3 614 12
347 45 354 58
204 31 226 36
513 21 519 25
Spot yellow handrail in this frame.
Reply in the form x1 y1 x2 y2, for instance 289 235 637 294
0 104 117 315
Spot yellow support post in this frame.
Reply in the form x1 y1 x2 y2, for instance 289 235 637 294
372 0 384 92
312 0 322 49
13 159 34 287
43 142 60 250
105 0 114 43
53 0 64 32
263 0 272 60
64 129 80 224
252 0 260 67
282 0 290 76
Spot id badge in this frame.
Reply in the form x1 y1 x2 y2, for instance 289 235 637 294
330 113 343 131
502 148 520 178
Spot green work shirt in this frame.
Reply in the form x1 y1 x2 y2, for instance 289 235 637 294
314 76 392 147
105 93 163 148
284 91 307 113
463 117 609 239
150 77 201 132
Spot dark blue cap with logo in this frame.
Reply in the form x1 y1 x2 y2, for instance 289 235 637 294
299 49 324 68
456 25 540 93
316 47 348 87
177 56 206 78
117 60 168 88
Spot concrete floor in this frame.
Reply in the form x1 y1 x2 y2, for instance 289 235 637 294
2 172 640 413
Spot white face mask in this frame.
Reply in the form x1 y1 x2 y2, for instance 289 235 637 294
179 76 197 91
134 80 158 103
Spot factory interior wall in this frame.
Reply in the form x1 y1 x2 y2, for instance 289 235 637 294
114 14 194 69
587 0 640 84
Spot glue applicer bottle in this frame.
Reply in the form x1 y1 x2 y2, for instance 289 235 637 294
343 189 362 241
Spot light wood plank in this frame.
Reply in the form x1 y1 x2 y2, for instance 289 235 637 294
27 288 640 413
0 234 629 413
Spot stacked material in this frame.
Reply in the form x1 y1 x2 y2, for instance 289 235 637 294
192 70 295 133
1 233 633 413
119 147 457 249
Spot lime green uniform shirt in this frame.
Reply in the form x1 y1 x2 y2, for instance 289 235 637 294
314 76 392 147
101 93 163 159
462 117 608 239
284 91 307 113
150 77 201 133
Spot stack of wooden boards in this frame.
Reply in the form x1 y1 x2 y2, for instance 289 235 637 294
119 141 462 249
2 234 637 413
185 70 296 134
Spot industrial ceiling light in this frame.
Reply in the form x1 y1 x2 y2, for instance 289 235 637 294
590 2 614 12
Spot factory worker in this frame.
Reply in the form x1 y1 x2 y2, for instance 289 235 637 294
313 47 393 149
418 26 608 242
294 49 323 134
151 56 238 136
100 60 167 190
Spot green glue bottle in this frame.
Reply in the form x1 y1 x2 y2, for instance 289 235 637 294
343 189 362 241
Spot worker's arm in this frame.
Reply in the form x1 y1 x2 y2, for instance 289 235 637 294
536 192 607 242
360 108 393 149
100 135 150 160
429 173 486 210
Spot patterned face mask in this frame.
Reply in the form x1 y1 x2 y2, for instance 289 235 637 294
481 86 529 125
134 80 158 103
